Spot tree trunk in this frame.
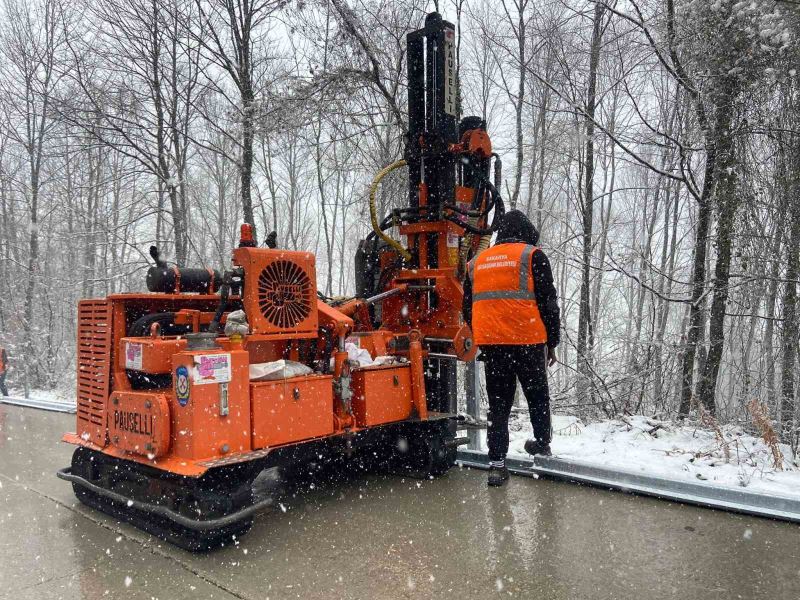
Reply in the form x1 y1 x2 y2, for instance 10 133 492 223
23 183 39 397
678 166 715 416
510 3 525 209
576 2 605 397
697 85 738 415
590 133 616 336
241 88 256 236
534 48 554 233
780 145 800 442
654 178 680 406
764 190 787 413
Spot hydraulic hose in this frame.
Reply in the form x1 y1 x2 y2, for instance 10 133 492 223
456 167 506 276
447 214 496 236
456 182 487 276
369 160 412 261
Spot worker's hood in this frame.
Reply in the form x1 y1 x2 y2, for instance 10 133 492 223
494 209 540 246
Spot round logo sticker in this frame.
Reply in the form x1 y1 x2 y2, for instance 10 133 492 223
175 365 190 406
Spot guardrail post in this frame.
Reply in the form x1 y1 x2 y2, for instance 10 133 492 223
465 360 481 450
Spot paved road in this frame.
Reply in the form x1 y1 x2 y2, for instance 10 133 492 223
1 404 798 600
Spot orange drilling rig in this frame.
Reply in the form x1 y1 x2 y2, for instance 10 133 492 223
57 11 504 550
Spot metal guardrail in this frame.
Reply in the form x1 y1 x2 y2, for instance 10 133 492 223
457 449 800 525
1 396 76 414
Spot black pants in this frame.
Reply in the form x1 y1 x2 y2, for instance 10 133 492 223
482 344 551 461
0 373 7 397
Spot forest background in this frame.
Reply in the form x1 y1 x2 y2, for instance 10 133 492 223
1 0 799 447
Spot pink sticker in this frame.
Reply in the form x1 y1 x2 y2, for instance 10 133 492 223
192 353 231 385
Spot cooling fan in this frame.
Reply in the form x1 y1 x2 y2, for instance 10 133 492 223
257 260 314 328
233 247 319 337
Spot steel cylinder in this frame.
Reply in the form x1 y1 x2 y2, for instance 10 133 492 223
146 266 221 294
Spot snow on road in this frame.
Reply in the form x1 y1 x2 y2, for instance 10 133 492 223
501 413 800 500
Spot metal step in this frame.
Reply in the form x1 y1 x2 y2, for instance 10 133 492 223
457 449 800 524
1 395 76 414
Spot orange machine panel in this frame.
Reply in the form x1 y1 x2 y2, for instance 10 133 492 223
251 375 334 449
351 364 413 427
232 247 318 338
76 299 113 446
120 337 187 374
107 391 171 457
170 348 252 461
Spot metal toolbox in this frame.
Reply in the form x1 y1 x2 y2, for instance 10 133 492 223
351 364 413 427
251 375 334 449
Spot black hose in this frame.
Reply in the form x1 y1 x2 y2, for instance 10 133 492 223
366 214 397 241
470 179 487 210
446 196 493 219
129 312 190 337
208 273 232 333
445 214 494 235
483 180 506 228
445 177 506 235
368 171 506 239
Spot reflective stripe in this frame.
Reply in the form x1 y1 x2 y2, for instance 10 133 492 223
473 290 537 301
519 245 536 292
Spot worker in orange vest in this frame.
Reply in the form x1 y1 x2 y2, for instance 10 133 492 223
464 210 561 486
0 347 8 397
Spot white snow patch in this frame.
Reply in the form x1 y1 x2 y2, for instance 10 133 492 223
497 414 800 499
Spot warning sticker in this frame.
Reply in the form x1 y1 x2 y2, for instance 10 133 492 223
447 232 460 248
125 342 143 370
193 353 232 385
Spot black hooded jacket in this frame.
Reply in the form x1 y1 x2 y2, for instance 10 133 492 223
463 210 561 348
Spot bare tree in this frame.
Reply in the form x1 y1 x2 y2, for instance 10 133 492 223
575 2 607 398
62 0 204 265
194 0 289 241
0 0 65 393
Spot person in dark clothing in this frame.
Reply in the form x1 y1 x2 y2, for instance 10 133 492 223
464 210 560 486
0 348 8 397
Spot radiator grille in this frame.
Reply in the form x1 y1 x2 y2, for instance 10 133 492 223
76 300 112 444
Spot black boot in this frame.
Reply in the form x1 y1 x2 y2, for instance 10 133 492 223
524 439 552 457
487 465 510 487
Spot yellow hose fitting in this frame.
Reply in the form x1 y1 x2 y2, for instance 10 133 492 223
370 160 412 261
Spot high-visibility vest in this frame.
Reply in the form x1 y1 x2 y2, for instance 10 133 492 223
468 243 547 346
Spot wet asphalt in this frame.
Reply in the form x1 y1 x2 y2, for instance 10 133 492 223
1 403 798 600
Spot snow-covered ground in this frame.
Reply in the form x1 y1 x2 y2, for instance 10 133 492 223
2 387 76 410
499 413 800 499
